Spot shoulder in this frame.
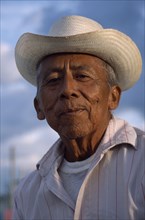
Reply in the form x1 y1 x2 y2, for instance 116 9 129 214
134 127 145 136
14 138 63 198
134 127 145 148
14 169 41 199
13 169 44 219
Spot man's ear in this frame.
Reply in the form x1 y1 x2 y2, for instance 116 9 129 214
34 97 45 120
108 86 121 110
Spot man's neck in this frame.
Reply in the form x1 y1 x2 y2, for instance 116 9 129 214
61 118 110 162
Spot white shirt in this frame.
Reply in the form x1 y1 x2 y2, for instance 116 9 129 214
59 154 95 202
13 117 145 220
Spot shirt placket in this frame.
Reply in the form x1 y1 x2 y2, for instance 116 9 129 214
43 155 75 211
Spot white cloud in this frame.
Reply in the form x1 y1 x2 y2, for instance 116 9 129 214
0 43 22 83
115 108 145 131
1 125 59 170
1 124 59 192
52 1 80 12
1 1 80 41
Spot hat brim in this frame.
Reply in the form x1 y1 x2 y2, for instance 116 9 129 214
15 29 142 90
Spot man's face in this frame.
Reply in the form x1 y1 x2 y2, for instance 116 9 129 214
35 53 119 139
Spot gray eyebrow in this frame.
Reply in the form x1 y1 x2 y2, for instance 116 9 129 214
49 65 91 72
45 65 92 75
70 65 91 71
47 67 64 73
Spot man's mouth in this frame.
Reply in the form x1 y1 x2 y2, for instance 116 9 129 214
59 108 85 117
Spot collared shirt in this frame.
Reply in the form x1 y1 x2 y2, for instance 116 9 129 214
12 117 145 220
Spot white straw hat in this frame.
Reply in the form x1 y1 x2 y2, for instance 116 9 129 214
15 15 142 90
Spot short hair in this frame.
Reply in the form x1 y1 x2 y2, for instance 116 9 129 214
103 62 118 87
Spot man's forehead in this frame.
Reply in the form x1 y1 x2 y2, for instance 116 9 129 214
38 53 106 70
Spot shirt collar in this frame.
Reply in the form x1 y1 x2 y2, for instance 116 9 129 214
99 116 137 151
36 139 64 176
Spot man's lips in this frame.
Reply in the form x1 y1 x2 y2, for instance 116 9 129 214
59 108 85 117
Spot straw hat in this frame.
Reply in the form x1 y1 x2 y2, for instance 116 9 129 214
15 15 142 90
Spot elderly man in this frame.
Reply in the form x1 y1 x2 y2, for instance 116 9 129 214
13 16 144 220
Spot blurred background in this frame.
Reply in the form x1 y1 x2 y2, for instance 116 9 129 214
0 0 144 219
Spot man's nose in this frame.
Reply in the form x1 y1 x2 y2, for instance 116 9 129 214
59 75 79 99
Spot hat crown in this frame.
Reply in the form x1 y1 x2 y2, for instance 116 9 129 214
48 15 103 37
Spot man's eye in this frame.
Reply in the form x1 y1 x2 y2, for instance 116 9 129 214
75 73 90 81
45 77 61 86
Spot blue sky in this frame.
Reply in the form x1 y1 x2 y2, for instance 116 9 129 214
1 0 145 193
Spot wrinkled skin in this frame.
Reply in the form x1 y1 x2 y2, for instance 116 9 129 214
34 53 121 161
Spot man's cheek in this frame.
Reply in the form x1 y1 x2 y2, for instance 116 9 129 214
83 90 99 103
45 114 59 132
40 97 56 113
88 95 100 105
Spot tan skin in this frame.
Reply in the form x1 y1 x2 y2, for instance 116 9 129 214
34 53 121 162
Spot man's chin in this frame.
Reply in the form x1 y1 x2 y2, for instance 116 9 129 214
58 124 90 140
